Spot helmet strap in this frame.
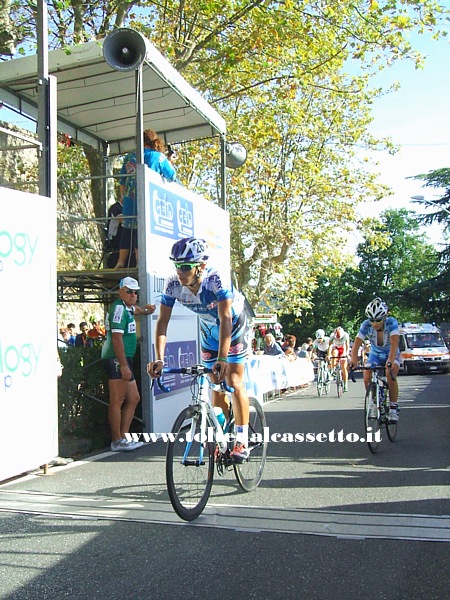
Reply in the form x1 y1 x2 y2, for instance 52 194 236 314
187 267 202 289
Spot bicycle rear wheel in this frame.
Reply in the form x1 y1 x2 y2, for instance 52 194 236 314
385 392 398 442
166 406 214 521
234 397 268 492
365 384 380 453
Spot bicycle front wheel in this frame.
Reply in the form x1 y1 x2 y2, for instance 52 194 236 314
317 369 324 396
166 406 214 521
234 397 268 492
336 369 343 398
324 368 331 395
365 384 380 453
385 392 398 442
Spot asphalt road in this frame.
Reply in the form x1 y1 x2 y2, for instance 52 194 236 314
1 371 449 599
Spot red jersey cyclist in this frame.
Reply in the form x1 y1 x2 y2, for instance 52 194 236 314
328 326 350 392
147 237 251 463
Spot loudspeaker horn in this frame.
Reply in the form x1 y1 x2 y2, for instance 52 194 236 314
226 141 247 169
103 28 149 72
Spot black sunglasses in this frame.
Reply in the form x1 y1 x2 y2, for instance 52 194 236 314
371 318 384 323
125 289 138 295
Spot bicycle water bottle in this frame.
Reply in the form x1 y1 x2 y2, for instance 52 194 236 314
213 406 226 429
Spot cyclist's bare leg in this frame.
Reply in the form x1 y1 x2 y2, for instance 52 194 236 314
330 349 339 370
387 363 400 404
209 363 249 426
341 357 348 383
211 388 230 418
363 369 371 390
226 363 249 427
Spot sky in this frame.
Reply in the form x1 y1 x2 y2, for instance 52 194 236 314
355 29 450 248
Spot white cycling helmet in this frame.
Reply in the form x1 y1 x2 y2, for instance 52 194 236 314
365 297 389 320
315 329 325 340
170 237 209 263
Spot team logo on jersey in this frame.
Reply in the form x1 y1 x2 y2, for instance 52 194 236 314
229 343 244 354
112 305 124 323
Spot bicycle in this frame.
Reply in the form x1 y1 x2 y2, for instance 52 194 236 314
350 365 398 453
156 365 268 521
316 357 331 397
331 356 346 398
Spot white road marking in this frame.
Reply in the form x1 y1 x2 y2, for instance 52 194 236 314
0 490 448 543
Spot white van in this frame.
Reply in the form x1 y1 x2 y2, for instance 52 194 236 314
398 323 450 375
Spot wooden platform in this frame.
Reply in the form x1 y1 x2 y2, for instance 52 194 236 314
57 267 138 303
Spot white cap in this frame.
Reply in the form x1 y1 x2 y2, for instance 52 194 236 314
119 277 140 290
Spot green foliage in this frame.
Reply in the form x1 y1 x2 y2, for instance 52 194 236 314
57 344 144 455
58 346 110 452
401 168 450 321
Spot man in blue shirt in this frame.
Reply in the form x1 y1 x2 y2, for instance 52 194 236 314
115 129 176 269
350 297 400 421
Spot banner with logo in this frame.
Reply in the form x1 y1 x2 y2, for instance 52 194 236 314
141 169 231 434
0 188 57 481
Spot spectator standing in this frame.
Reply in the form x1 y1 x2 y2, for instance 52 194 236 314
263 333 284 356
57 327 71 350
66 323 77 346
75 322 93 349
87 317 106 346
114 129 177 269
106 198 129 268
101 277 156 452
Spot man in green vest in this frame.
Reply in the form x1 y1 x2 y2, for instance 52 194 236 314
102 277 155 451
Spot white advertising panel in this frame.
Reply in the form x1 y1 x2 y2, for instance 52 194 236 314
142 168 230 433
0 188 57 481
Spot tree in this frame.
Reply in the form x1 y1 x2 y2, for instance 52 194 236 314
354 209 439 310
401 168 450 321
3 1 449 311
293 208 441 336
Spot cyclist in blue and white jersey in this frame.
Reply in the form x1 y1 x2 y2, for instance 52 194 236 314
147 237 251 462
350 297 400 421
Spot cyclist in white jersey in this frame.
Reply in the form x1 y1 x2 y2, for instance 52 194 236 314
312 329 330 361
350 297 400 421
328 326 350 391
147 237 251 462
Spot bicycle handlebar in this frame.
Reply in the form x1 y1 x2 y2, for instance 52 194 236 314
349 365 396 383
153 365 235 394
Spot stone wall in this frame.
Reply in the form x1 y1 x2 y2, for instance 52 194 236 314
0 121 103 271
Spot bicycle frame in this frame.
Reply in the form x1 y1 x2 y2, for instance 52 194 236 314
350 365 398 452
157 366 230 456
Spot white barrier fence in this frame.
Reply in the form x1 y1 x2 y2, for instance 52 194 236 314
245 355 314 404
